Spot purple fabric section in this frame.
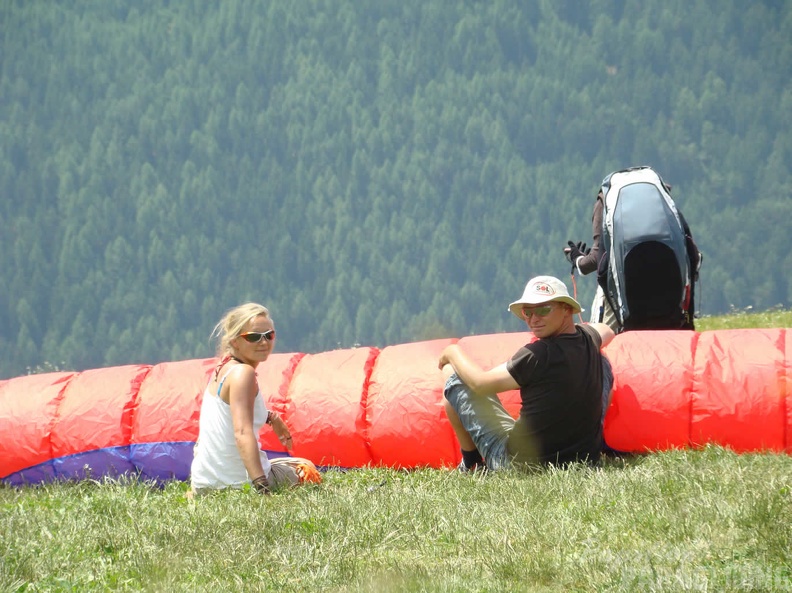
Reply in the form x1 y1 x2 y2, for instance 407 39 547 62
3 462 56 486
2 443 304 487
54 446 135 481
130 442 194 482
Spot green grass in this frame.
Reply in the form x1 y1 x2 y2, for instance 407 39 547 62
695 306 792 331
2 310 791 592
1 449 790 592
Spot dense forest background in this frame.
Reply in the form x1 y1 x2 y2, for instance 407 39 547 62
1 0 790 379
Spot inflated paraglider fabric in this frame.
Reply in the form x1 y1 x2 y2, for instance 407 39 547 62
1 329 790 486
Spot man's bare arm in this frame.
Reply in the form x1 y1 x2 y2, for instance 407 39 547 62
439 344 520 394
587 322 615 348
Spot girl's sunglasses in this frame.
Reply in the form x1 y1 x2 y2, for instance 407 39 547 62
521 305 555 319
239 329 276 343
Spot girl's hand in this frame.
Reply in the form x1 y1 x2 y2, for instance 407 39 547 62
270 413 293 449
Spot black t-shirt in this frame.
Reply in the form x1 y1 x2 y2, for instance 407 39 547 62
505 324 604 466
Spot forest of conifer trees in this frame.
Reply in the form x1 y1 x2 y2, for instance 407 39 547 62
1 0 790 378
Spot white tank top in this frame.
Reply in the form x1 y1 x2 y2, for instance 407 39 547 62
190 369 271 490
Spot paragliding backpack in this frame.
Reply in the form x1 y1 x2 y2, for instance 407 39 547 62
596 166 701 332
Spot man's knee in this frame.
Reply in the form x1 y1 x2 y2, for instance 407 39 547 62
441 363 456 382
443 372 466 398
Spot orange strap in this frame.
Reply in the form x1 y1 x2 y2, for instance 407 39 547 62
570 271 584 325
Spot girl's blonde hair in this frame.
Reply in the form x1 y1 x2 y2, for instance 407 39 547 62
211 303 271 356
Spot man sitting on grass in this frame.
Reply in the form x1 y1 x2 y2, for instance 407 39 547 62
438 275 615 472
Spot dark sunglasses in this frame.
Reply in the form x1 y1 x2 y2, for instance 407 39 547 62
239 329 276 343
521 305 554 319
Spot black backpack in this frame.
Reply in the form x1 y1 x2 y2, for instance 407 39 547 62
596 166 701 332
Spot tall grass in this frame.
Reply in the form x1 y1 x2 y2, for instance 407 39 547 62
2 449 790 592
1 310 791 592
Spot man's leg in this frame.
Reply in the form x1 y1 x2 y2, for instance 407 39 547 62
444 399 477 451
590 286 604 323
441 365 482 469
443 372 513 471
593 285 620 332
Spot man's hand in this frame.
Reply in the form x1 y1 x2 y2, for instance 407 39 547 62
564 240 589 263
438 344 459 370
564 240 590 273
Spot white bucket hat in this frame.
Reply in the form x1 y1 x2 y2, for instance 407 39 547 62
508 275 582 319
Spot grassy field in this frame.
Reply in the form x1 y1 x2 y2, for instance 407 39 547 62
1 310 791 592
694 306 792 332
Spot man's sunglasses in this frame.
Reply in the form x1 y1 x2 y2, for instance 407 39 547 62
521 305 554 319
239 330 276 343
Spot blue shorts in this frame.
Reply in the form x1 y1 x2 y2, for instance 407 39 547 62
443 357 614 470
